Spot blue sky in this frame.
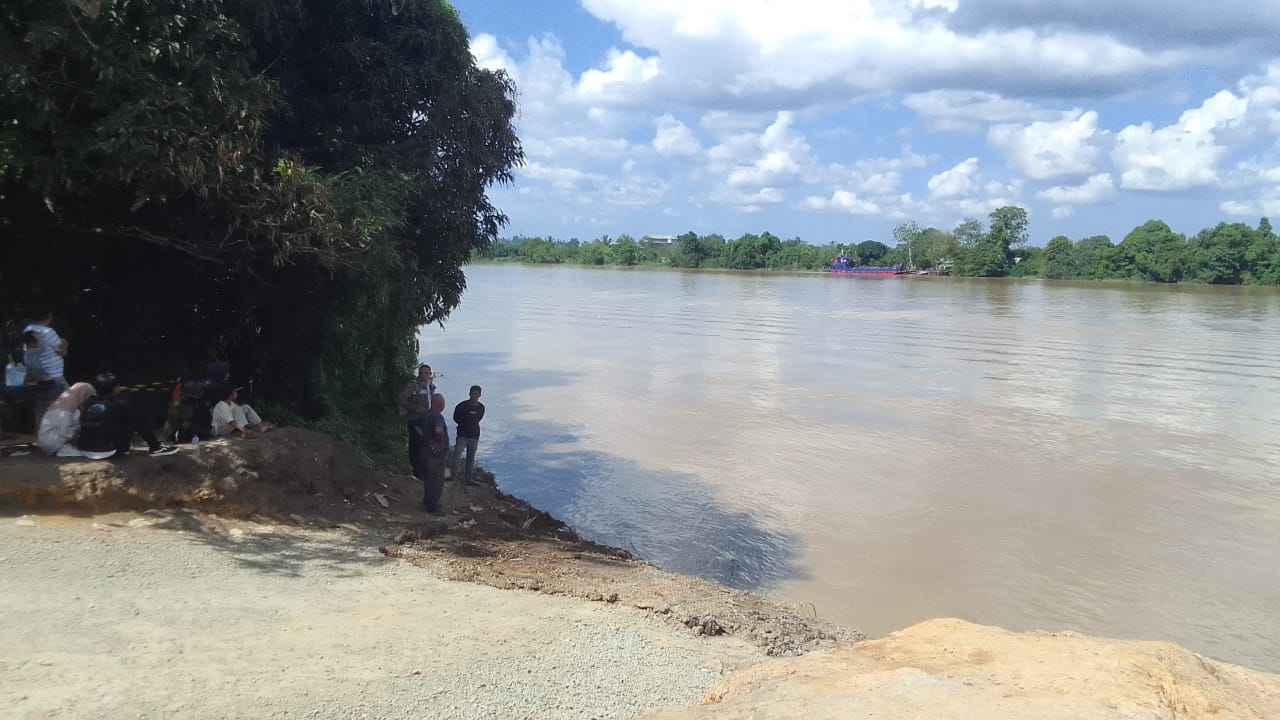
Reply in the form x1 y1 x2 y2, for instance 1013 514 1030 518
450 0 1280 246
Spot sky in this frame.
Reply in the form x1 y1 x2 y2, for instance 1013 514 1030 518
449 0 1280 246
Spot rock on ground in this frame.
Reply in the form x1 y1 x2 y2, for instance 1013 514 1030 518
638 617 1280 720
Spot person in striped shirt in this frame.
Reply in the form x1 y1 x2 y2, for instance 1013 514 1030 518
22 308 68 428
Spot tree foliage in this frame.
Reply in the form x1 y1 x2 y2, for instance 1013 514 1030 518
1 0 522 462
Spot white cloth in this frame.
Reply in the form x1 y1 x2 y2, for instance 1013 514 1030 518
37 408 79 455
212 401 263 436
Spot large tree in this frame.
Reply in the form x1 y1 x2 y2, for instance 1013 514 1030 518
1 0 522 459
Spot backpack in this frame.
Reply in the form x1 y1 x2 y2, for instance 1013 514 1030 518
78 395 119 453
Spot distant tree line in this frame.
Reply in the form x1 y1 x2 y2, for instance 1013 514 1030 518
482 208 1280 286
478 232 887 271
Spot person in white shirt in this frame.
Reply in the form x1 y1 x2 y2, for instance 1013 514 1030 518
211 386 273 437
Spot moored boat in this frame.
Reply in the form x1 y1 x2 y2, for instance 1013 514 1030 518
828 254 905 275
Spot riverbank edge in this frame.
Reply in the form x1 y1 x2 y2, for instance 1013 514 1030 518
0 426 861 658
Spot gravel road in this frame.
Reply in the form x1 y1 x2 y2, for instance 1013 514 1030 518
0 511 764 720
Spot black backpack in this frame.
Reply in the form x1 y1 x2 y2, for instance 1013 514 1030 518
78 395 119 453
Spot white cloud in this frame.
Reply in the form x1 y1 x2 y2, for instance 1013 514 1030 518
710 112 815 191
711 186 785 207
470 34 515 74
652 115 701 157
574 0 1178 111
928 158 981 198
1111 90 1248 191
520 162 606 192
1051 206 1075 220
989 111 1107 180
576 49 662 105
1037 174 1116 205
802 190 882 215
904 90 1062 131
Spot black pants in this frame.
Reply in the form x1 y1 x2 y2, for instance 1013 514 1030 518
420 454 445 511
115 412 163 453
408 420 425 479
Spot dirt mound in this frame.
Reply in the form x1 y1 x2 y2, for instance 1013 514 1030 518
0 429 408 520
639 618 1280 719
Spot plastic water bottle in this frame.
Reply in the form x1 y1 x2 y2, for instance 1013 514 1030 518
5 362 26 387
192 435 200 455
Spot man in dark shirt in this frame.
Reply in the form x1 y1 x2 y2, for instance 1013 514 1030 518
410 393 449 515
451 385 486 484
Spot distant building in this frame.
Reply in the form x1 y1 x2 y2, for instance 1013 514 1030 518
643 235 677 245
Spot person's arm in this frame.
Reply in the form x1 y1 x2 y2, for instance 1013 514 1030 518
431 419 446 453
453 403 464 425
55 335 68 358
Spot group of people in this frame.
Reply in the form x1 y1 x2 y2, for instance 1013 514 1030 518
14 312 484 510
14 309 270 459
397 364 486 515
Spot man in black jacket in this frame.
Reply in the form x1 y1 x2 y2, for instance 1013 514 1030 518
78 373 178 459
451 385 485 484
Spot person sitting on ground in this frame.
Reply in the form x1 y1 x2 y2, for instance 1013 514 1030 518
36 381 96 456
76 373 178 459
211 386 273 437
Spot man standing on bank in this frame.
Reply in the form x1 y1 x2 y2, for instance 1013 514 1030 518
452 385 485 485
412 393 449 515
397 364 435 478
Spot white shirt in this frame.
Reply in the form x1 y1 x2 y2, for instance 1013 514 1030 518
211 401 237 436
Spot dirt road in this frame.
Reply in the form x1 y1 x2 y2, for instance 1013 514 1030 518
1 511 764 720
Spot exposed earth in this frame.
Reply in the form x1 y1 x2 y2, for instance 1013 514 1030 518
2 429 1278 719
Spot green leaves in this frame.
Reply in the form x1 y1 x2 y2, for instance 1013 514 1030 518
2 0 523 463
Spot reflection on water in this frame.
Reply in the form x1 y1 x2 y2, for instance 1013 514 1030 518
423 265 1280 671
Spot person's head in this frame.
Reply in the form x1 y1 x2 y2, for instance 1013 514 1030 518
206 360 231 382
225 385 240 403
417 364 433 380
93 372 118 396
21 330 38 349
469 385 482 402
431 393 445 412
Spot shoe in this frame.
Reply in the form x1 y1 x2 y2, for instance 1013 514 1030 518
149 446 179 457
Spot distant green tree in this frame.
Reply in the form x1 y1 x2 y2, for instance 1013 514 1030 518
1116 220 1188 282
1191 222 1254 284
1074 235 1116 279
853 240 889 265
1244 217 1280 285
724 232 781 269
610 235 643 266
768 239 824 270
1042 236 1076 279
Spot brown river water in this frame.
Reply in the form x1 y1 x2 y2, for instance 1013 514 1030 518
422 264 1280 671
